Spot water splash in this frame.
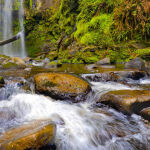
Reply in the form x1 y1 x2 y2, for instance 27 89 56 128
0 81 150 149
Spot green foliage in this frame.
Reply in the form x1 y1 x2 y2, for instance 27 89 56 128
74 14 113 47
113 0 150 41
135 48 150 60
25 0 150 63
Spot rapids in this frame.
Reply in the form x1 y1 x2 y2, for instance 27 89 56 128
0 78 150 150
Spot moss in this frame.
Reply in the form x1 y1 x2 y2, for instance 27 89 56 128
25 0 150 63
2 62 18 69
48 61 57 65
135 48 150 60
43 81 57 87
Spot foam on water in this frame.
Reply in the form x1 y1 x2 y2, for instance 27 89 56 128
0 80 150 150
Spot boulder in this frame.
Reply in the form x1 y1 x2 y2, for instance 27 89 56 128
99 90 150 114
125 57 146 71
0 120 56 150
34 73 91 102
12 57 26 66
2 57 26 69
96 57 110 65
23 57 32 63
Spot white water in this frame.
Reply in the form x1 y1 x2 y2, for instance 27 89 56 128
0 80 150 150
0 0 26 57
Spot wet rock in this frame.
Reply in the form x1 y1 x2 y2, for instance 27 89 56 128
140 107 150 121
23 57 32 63
84 70 147 82
125 57 146 71
116 70 147 80
85 72 119 82
0 120 56 150
96 57 110 65
99 90 150 114
34 73 91 102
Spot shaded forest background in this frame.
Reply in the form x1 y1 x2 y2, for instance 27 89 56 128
24 0 150 64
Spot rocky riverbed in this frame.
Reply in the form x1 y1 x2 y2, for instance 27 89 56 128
0 55 150 149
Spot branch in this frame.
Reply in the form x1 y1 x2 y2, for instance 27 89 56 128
0 32 22 46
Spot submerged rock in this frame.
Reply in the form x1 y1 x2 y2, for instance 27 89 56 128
99 90 150 114
0 120 56 150
125 57 146 71
34 73 91 102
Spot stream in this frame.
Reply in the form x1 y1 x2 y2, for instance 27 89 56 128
0 73 150 150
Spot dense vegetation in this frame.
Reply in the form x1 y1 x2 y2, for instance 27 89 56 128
24 0 150 64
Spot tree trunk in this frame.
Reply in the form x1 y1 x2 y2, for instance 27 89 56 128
0 34 21 46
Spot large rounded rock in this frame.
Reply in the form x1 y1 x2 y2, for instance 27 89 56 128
34 73 91 102
0 120 56 150
125 57 146 71
99 90 150 114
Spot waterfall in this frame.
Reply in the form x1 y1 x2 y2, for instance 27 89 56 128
0 0 27 58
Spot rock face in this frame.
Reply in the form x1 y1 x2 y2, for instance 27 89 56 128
0 120 56 150
125 57 146 71
96 57 110 65
99 90 150 114
37 0 61 10
34 73 91 102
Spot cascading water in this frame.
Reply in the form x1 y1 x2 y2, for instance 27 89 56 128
0 78 150 150
0 0 26 58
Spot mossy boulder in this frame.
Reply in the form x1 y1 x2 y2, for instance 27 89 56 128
2 57 26 69
34 73 91 102
0 120 56 150
2 62 19 69
99 90 150 114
